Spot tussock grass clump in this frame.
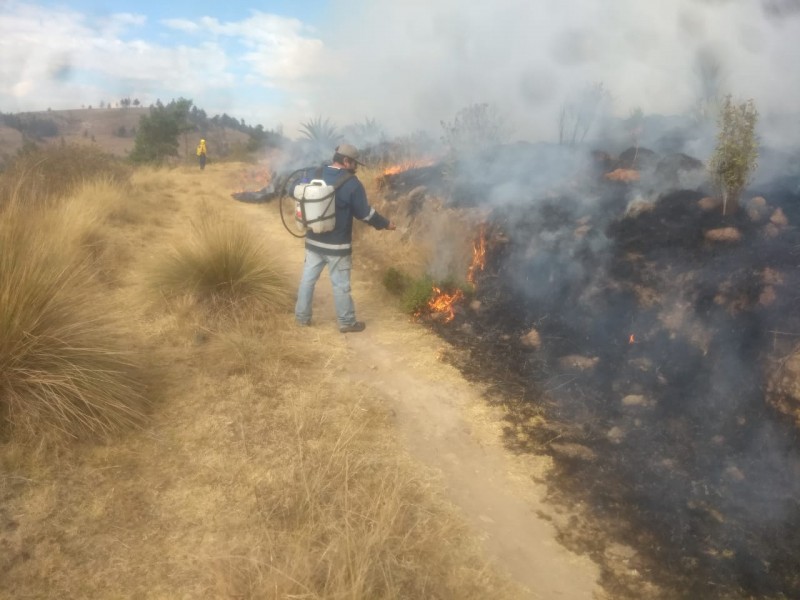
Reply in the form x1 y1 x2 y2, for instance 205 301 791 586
151 209 292 312
0 205 149 441
0 143 131 209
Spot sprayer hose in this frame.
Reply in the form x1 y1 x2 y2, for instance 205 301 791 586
278 168 308 238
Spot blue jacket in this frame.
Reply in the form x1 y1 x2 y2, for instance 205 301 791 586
305 165 390 256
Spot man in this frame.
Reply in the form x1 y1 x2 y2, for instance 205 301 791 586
196 138 207 170
295 143 396 333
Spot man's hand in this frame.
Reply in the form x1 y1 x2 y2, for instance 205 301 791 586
386 221 397 231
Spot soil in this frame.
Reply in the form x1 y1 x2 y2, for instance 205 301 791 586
235 192 605 599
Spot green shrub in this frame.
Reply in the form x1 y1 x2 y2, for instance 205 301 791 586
400 275 436 314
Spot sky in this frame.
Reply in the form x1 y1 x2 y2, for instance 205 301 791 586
2 0 800 144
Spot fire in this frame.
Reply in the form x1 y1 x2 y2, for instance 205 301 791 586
235 166 272 193
426 286 465 323
467 225 488 285
629 334 636 344
381 158 436 177
414 224 492 324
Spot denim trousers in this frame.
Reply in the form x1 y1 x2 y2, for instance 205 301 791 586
295 249 356 327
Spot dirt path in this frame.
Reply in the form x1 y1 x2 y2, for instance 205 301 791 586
235 192 603 599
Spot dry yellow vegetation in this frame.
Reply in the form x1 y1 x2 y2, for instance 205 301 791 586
0 151 524 598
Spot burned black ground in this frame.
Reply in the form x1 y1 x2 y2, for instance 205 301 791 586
403 149 800 599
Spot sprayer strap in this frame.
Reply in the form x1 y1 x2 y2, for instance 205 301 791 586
333 171 354 191
315 166 354 191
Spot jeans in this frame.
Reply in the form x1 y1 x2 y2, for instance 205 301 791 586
295 249 356 327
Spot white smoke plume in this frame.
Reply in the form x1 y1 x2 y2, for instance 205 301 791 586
298 0 800 146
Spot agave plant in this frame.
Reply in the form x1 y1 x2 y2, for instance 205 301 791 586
299 116 341 146
298 116 342 163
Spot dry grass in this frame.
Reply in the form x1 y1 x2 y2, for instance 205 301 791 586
0 183 149 443
0 143 131 209
0 161 524 600
148 204 293 314
193 317 519 599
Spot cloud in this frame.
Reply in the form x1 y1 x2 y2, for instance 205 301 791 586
0 3 323 118
162 19 200 34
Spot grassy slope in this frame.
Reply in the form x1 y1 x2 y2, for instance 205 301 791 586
0 107 250 164
0 161 523 598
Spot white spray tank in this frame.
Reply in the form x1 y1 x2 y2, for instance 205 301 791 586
294 179 336 233
293 171 353 234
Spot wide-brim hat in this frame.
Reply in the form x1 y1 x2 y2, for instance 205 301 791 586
336 143 365 166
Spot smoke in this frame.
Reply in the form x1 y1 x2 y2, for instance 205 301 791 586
295 0 800 148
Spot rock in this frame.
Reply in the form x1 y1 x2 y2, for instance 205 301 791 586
605 168 640 182
763 222 782 238
770 207 789 227
607 426 625 444
558 355 600 370
704 227 741 242
698 196 722 211
622 394 651 407
520 328 541 349
747 196 768 221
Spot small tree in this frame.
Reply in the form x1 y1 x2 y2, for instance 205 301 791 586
440 103 506 159
708 95 758 215
130 98 194 165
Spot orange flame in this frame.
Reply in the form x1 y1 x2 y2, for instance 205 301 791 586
381 158 436 177
235 166 272 193
467 225 488 285
629 334 636 344
426 286 465 323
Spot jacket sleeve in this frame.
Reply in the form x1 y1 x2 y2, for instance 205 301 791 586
350 180 390 229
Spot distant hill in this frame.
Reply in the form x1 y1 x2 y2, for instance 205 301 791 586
0 107 253 167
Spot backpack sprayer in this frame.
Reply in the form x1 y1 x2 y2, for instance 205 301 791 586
278 166 353 238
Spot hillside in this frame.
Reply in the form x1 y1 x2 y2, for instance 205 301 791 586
0 107 251 166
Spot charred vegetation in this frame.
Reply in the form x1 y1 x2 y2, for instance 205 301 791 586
385 141 800 599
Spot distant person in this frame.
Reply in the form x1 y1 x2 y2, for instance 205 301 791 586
295 143 396 333
196 138 207 170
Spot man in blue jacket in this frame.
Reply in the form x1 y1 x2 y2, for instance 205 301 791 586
295 143 396 333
